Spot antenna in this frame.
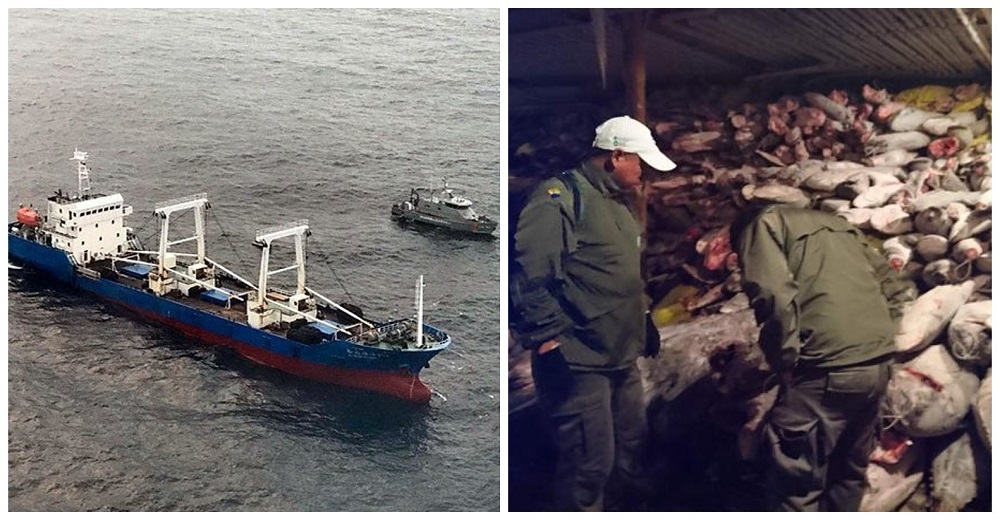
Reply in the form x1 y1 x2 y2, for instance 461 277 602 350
72 148 91 196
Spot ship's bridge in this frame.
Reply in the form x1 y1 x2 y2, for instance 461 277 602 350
46 192 134 264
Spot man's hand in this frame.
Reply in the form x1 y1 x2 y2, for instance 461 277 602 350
533 338 573 397
538 338 560 355
644 313 661 358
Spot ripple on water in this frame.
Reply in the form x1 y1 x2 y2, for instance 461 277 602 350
8 8 499 512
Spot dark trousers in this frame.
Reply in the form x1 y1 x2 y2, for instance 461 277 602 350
763 361 890 511
532 358 649 511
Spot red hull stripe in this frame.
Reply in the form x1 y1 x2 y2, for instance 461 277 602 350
123 304 432 403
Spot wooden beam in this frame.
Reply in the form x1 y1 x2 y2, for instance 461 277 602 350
592 8 609 90
620 10 653 280
622 10 648 123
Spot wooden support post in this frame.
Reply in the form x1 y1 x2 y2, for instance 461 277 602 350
591 8 608 90
622 10 651 279
623 10 648 124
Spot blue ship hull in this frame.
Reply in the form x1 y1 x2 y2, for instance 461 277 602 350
9 232 450 402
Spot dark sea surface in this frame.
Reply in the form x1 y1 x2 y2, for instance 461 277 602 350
7 9 500 511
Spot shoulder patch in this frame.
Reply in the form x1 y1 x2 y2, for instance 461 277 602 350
533 178 566 197
529 176 578 218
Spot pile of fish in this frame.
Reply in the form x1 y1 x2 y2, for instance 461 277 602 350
645 83 993 512
644 83 991 323
508 82 992 511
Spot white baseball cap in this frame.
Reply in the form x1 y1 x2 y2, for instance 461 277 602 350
593 116 677 172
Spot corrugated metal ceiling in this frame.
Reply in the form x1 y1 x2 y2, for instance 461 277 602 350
509 8 992 108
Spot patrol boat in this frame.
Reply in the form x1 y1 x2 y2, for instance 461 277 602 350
8 150 451 403
390 181 497 235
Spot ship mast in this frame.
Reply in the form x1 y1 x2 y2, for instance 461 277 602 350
73 149 91 197
415 275 424 347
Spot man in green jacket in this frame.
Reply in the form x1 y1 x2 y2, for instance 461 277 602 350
510 116 675 511
730 204 916 512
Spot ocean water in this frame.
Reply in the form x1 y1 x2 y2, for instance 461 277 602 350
6 8 501 511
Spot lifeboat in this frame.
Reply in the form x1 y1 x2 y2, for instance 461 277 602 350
16 206 41 227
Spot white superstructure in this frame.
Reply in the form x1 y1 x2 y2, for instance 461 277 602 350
45 151 133 264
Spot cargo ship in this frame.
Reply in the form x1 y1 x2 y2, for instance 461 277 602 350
8 150 451 403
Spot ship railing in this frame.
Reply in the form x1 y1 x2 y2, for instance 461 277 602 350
125 249 199 258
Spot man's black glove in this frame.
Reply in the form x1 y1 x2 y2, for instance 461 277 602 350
644 312 661 358
533 346 574 399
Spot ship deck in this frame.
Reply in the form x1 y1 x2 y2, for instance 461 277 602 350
85 257 444 351
91 258 252 322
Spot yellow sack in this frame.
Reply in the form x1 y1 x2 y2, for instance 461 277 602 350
952 95 984 113
652 285 699 327
972 132 991 146
652 303 691 328
895 85 953 111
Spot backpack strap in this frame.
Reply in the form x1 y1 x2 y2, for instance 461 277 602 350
558 169 584 223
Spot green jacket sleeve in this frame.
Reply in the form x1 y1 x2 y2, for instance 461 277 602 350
510 181 577 349
737 214 803 372
859 235 918 323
